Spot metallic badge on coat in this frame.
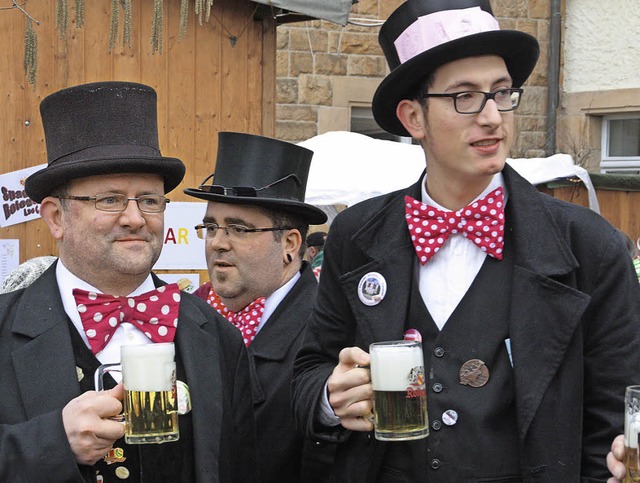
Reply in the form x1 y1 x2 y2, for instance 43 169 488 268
103 447 126 465
459 359 489 388
357 272 387 306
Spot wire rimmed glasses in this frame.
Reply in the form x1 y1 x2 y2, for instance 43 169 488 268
55 193 169 213
419 88 523 114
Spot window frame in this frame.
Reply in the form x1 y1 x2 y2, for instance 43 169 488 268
600 113 640 173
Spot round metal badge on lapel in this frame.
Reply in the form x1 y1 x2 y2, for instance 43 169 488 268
459 359 489 388
357 272 387 306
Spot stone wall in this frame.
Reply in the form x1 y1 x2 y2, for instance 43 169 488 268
275 0 552 158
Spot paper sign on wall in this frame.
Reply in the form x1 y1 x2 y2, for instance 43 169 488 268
0 164 47 228
155 201 208 270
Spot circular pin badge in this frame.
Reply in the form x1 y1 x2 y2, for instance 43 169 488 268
403 328 422 342
442 409 458 426
357 272 387 306
459 359 489 388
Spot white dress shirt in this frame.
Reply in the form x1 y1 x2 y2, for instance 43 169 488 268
419 173 507 329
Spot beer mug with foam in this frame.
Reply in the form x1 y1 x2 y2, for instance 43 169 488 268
625 385 640 482
369 340 429 441
95 342 180 444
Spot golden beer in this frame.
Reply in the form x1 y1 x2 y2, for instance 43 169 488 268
124 389 179 444
624 445 640 483
370 340 429 441
374 389 428 440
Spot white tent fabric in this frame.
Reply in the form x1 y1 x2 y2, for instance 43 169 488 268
300 131 599 215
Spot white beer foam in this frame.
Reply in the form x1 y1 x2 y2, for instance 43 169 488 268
626 411 640 449
121 343 175 391
370 343 424 392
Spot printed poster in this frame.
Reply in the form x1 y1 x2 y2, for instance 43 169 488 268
0 164 47 228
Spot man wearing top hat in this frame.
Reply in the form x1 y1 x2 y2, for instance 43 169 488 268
185 132 335 482
292 0 640 481
0 82 257 482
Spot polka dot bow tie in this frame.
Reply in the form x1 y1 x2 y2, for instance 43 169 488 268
207 288 265 346
73 284 181 355
404 187 505 265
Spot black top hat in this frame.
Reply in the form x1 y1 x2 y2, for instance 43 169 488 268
372 0 540 137
184 132 328 225
25 82 186 203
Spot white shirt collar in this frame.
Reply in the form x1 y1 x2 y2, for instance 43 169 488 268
421 172 507 209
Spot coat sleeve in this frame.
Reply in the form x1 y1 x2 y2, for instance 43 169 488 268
0 397 85 482
575 221 640 477
292 212 363 444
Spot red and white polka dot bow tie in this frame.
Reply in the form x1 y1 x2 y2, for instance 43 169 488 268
73 284 181 355
207 288 265 346
404 187 505 265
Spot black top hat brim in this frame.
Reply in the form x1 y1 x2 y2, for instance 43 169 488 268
25 155 186 203
183 187 328 226
372 29 540 137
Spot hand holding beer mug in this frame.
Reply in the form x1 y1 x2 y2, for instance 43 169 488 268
625 385 640 482
95 343 180 444
369 340 429 441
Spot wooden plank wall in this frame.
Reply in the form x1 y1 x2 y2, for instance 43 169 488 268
0 0 275 282
540 184 640 244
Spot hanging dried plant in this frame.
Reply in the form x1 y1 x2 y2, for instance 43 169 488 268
151 0 164 54
75 0 84 28
123 0 132 48
195 0 214 26
108 0 119 52
179 0 189 41
23 17 37 87
55 0 69 40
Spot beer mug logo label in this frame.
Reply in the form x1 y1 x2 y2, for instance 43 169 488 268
406 366 426 399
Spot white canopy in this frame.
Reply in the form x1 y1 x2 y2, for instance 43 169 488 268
252 0 354 25
300 131 599 216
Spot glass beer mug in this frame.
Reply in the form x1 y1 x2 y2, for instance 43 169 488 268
369 340 429 441
95 342 180 444
625 385 640 482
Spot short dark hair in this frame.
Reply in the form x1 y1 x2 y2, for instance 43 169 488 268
258 206 309 259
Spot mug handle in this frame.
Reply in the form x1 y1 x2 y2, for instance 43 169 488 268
94 363 121 391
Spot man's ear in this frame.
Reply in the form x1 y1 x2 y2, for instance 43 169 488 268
40 197 65 240
396 99 427 140
283 229 303 261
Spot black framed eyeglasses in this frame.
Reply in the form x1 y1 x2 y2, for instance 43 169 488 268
197 173 301 197
55 193 169 213
419 88 523 114
194 223 294 242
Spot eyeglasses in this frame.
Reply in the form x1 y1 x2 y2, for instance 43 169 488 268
419 88 523 114
56 193 170 213
194 223 294 242
197 173 301 197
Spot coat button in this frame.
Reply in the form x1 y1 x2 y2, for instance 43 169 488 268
431 419 442 430
431 459 441 470
434 347 445 357
432 382 443 393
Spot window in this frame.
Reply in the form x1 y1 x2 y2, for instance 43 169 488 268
601 114 640 173
350 106 413 144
